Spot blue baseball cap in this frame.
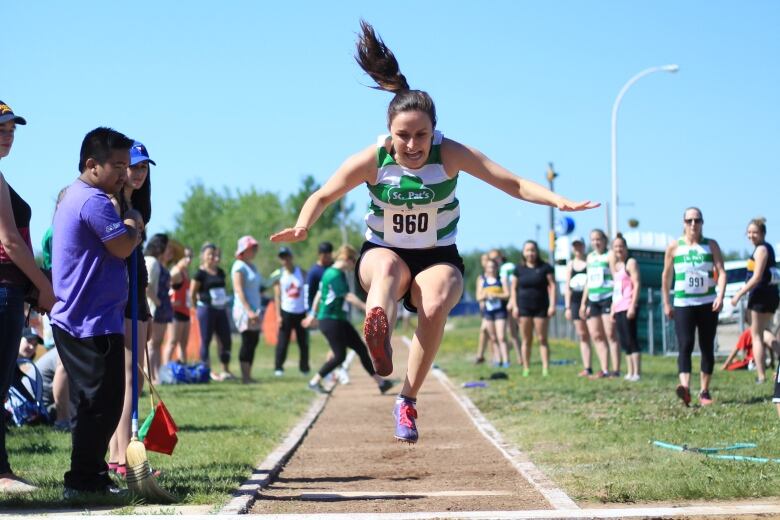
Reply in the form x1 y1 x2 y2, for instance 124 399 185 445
130 140 156 166
0 101 26 125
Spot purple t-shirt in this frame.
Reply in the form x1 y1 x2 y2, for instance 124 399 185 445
50 179 129 338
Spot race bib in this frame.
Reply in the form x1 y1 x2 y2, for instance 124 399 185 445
770 266 780 286
685 269 708 295
209 287 228 307
383 208 437 248
485 298 501 312
588 268 604 288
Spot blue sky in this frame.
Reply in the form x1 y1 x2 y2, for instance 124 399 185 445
3 1 778 256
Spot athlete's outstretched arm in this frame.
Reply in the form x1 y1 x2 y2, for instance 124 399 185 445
443 139 599 212
270 145 376 243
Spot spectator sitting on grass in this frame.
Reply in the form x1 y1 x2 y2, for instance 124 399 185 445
17 329 71 431
34 343 70 431
722 328 777 371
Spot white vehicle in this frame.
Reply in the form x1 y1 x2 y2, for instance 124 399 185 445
718 260 747 323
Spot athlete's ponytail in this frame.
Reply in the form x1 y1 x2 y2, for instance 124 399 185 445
355 20 437 129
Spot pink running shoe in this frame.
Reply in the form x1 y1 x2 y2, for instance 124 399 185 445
393 399 418 443
364 307 393 376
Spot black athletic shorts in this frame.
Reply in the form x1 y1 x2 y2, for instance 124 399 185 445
587 297 612 317
748 288 780 314
517 301 549 318
355 241 465 314
570 292 583 321
173 310 190 322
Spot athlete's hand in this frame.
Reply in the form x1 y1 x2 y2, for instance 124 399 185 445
627 306 636 320
270 227 308 243
557 199 601 212
565 308 572 321
730 293 741 308
512 308 519 319
663 303 674 320
579 306 587 320
712 295 724 313
547 305 556 318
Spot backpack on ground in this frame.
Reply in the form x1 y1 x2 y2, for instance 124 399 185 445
159 361 210 384
3 358 51 426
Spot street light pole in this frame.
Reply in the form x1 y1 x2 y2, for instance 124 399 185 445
610 64 679 238
546 162 558 260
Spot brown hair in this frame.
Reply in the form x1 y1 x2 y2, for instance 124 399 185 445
683 206 703 220
355 20 437 129
336 244 358 262
613 232 627 248
749 217 767 235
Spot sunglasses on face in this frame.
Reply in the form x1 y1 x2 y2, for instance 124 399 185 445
684 218 703 225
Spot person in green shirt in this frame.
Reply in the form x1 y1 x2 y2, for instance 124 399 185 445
303 245 394 395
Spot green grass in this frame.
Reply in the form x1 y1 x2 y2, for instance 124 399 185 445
434 317 780 504
3 334 329 511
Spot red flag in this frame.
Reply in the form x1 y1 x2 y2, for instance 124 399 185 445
143 401 178 455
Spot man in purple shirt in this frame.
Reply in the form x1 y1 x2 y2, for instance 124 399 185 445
50 127 142 498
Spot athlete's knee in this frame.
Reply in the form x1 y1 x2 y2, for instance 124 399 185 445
368 255 407 280
418 296 450 322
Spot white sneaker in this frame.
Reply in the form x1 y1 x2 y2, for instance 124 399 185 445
630 374 641 382
336 368 350 385
624 373 633 381
274 370 283 377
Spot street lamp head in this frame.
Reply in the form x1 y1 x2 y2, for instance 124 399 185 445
663 64 680 73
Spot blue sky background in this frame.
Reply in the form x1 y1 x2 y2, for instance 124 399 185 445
3 1 778 256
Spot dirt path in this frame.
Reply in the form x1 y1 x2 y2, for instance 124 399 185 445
252 338 552 515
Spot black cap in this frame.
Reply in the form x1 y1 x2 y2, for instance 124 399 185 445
278 246 292 257
0 101 27 125
22 327 42 344
318 242 334 254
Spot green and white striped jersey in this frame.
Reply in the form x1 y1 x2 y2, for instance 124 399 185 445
586 251 613 302
364 131 459 249
673 237 716 307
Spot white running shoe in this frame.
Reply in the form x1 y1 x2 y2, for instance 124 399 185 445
336 368 350 385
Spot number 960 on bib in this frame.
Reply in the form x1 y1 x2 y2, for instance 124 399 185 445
383 208 437 249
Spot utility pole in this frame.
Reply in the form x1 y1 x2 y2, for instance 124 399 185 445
546 162 558 260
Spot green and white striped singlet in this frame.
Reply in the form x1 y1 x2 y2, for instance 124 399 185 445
364 131 459 249
586 251 613 302
673 237 716 307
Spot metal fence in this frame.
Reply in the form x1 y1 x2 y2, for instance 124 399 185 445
548 289 750 355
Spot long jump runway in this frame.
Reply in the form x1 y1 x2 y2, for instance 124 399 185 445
249 337 562 516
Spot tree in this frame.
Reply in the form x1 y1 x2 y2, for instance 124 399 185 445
169 180 363 289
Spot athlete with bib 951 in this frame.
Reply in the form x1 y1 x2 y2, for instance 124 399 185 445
271 21 599 444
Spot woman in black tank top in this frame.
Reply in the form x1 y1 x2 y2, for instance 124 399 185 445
565 238 597 377
731 217 779 384
0 102 54 489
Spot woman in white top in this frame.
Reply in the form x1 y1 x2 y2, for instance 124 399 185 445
273 247 309 376
271 21 597 443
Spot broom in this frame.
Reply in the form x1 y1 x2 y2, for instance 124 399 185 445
126 250 177 503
